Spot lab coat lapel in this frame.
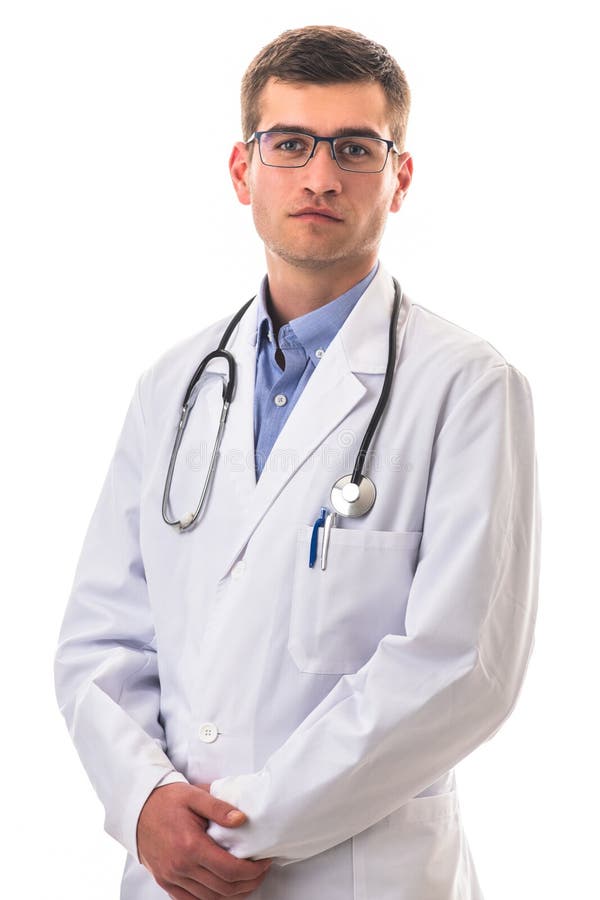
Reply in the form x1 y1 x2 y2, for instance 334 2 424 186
252 336 367 502
215 262 410 580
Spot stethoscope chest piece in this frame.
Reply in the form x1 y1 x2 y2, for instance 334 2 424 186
330 474 376 518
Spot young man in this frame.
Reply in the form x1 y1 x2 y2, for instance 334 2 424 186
55 25 541 900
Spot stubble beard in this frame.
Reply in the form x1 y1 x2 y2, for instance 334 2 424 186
257 214 382 272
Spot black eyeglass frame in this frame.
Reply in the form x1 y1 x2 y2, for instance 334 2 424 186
245 130 402 174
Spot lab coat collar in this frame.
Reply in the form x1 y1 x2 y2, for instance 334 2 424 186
252 261 379 367
244 259 408 375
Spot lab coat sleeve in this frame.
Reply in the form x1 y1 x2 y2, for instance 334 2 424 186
54 373 190 863
207 362 541 865
154 771 190 788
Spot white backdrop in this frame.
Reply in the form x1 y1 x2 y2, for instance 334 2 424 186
1 2 597 897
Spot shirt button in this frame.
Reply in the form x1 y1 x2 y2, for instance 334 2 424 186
231 560 246 580
315 348 325 359
199 722 219 743
274 394 287 407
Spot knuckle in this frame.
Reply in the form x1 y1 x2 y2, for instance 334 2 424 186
218 861 238 882
169 839 195 874
212 798 229 819
171 856 189 879
162 861 179 883
179 834 196 857
230 878 262 894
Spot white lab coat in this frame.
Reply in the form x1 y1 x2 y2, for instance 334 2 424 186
54 261 541 900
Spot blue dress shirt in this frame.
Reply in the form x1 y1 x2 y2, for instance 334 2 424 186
253 261 379 480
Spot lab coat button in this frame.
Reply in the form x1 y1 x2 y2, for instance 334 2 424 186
274 393 287 406
199 722 219 742
231 560 246 580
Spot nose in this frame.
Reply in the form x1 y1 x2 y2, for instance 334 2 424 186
301 139 343 194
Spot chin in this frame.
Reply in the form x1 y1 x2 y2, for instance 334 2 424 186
265 234 353 268
273 247 353 270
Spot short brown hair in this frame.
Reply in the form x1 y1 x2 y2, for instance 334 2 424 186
241 25 411 151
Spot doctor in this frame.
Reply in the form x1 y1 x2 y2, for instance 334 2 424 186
54 24 541 900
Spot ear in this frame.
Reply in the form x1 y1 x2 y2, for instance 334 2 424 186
229 141 252 206
389 152 413 213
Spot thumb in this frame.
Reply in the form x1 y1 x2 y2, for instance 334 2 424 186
187 783 247 827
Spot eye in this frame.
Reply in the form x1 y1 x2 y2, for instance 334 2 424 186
275 138 309 152
339 142 370 157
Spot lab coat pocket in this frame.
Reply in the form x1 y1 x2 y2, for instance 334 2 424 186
288 525 422 675
352 790 463 900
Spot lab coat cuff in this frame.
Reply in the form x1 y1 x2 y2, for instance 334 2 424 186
208 771 276 862
153 770 190 789
209 774 246 808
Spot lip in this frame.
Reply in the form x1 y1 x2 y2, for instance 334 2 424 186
290 207 343 221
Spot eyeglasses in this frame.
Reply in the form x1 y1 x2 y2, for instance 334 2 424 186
246 130 401 174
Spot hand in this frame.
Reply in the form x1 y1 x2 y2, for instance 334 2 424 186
136 782 274 899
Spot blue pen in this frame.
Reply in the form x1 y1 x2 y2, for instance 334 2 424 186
309 507 328 568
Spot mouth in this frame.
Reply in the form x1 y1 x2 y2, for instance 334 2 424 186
290 210 343 222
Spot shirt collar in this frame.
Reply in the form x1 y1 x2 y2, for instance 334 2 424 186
254 260 380 364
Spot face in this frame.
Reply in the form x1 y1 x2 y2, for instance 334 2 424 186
229 78 413 273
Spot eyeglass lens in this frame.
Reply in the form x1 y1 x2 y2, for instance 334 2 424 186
259 132 389 172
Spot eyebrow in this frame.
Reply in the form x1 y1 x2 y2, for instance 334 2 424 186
263 123 386 140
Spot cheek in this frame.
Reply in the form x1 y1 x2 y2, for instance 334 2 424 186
359 191 391 227
350 179 389 215
249 166 289 201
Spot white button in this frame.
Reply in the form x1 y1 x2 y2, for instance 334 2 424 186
231 560 246 580
199 722 219 743
274 394 287 407
315 348 325 359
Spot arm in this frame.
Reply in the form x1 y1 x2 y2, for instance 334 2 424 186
206 363 541 865
54 374 189 862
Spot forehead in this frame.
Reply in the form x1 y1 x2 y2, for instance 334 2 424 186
256 77 393 138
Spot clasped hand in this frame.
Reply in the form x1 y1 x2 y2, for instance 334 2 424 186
136 780 274 899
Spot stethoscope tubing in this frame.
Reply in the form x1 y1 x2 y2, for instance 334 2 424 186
350 278 402 485
161 299 254 529
162 279 402 530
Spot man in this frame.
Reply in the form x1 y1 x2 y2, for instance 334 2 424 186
54 24 541 900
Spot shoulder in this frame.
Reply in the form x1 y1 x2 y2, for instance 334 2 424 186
404 296 509 371
401 294 534 418
136 312 236 417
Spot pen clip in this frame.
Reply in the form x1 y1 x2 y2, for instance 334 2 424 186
309 507 328 568
321 511 338 571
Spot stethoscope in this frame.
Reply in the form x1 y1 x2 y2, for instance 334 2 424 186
162 277 403 564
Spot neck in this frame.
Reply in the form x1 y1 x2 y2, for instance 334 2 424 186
264 251 378 337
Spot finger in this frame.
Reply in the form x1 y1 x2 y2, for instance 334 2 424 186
166 883 215 900
196 838 273 882
186 784 247 828
177 865 271 897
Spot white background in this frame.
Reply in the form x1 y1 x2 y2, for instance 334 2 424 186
1 1 598 897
